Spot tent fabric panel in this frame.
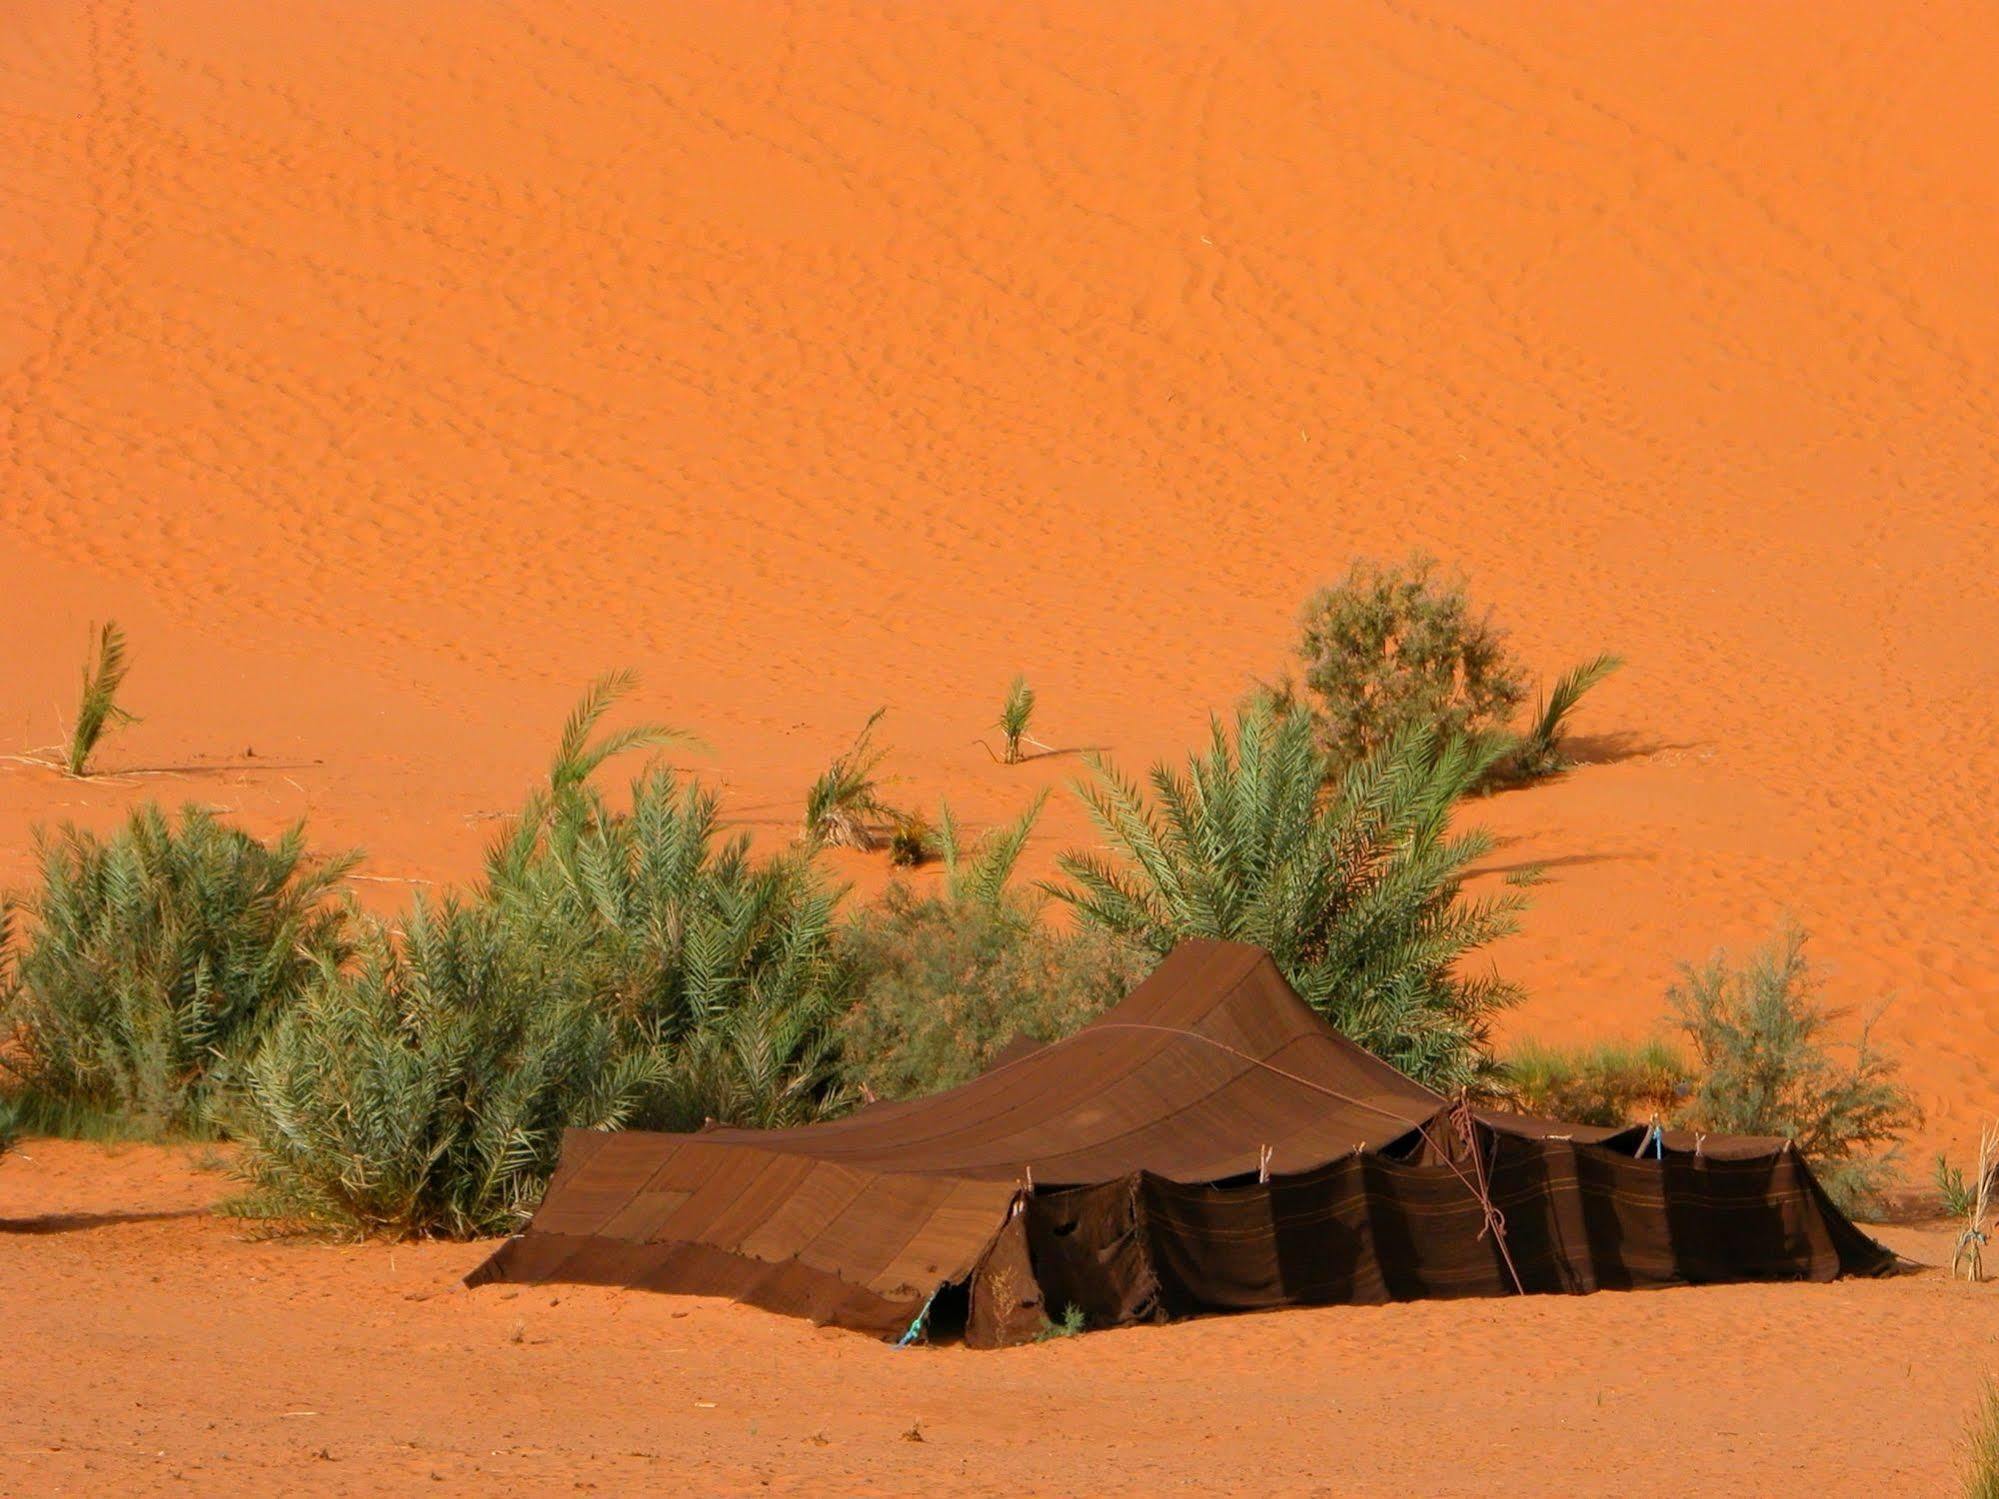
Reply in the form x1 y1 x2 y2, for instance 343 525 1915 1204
695 1150 823 1252
733 1157 878 1265
468 1231 922 1340
525 1132 702 1239
871 1176 1023 1295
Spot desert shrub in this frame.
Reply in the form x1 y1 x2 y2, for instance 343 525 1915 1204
230 898 665 1238
0 804 358 1134
993 674 1038 765
1501 1038 1692 1127
1052 700 1530 1092
1938 1153 1980 1220
1670 926 1916 1214
478 675 848 1127
65 620 138 777
839 792 1144 1101
1292 556 1620 784
1965 1380 1999 1499
1037 1303 1087 1340
838 889 1143 1103
803 708 898 850
1294 555 1526 768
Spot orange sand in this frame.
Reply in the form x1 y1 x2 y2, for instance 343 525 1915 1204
3 7 1999 1481
5 1139 1996 1495
8 3 1996 1132
7 2 1997 1138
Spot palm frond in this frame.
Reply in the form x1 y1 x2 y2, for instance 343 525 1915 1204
1510 653 1624 780
1048 700 1524 1090
65 620 137 777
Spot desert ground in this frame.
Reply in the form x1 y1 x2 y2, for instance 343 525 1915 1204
4 1 1998 1493
4 1139 1996 1497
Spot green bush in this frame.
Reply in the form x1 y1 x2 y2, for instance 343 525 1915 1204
887 811 935 868
230 898 664 1238
1294 555 1526 768
1291 555 1620 783
838 793 1143 1102
838 890 1143 1103
1501 1038 1692 1127
1052 700 1530 1092
1 805 358 1135
995 674 1037 765
227 680 855 1236
1506 652 1625 781
485 765 853 1133
1670 926 1915 1214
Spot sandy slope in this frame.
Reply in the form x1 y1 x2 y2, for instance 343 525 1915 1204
4 8 1997 1133
5 1140 1997 1496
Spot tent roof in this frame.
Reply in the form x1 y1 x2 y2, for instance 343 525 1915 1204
704 937 1444 1183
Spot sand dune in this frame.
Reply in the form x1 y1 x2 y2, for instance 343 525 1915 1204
5 2 1997 1153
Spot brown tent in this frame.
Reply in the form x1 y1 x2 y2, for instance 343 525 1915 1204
468 939 1891 1344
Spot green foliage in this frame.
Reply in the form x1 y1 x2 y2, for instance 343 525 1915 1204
542 668 688 804
938 791 1048 911
0 804 358 1134
229 898 664 1238
803 708 897 851
996 674 1037 764
1670 926 1916 1214
1938 1154 1978 1220
485 764 853 1132
1052 700 1529 1092
1294 556 1525 769
1036 1302 1087 1340
1501 1038 1692 1128
1964 1380 1999 1499
1507 653 1625 781
839 790 1142 1102
228 680 854 1237
65 620 138 777
836 895 1142 1105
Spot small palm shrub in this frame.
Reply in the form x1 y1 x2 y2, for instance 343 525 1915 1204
995 675 1038 764
1670 926 1915 1214
1501 1038 1692 1127
487 767 854 1132
1294 555 1526 768
1052 701 1530 1092
65 620 138 777
839 793 1143 1101
1 805 357 1134
1505 652 1625 780
230 898 665 1238
803 708 897 850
